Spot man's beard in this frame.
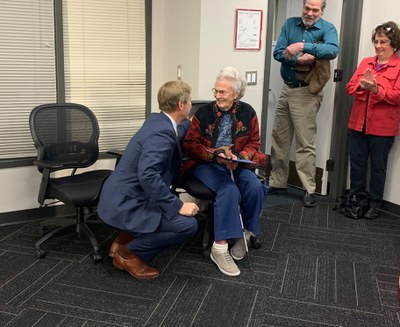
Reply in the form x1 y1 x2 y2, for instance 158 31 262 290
302 17 320 28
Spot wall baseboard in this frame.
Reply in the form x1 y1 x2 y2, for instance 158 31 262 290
0 205 75 227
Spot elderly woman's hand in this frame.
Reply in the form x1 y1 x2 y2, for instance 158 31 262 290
216 152 238 170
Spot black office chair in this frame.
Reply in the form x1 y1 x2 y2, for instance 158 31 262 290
29 103 112 262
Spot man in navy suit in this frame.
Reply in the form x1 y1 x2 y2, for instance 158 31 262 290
98 80 199 279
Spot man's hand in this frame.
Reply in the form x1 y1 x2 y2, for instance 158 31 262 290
296 53 316 65
179 202 199 216
284 42 304 60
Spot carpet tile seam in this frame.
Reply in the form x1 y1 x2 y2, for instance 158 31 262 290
0 257 51 289
2 307 30 327
5 260 66 306
285 225 373 238
261 312 341 326
171 272 273 289
270 222 281 252
15 261 73 308
285 236 371 249
156 278 189 327
143 275 179 327
188 284 213 327
246 289 260 327
25 307 123 326
353 261 359 307
0 225 28 243
36 298 141 321
268 295 385 316
54 281 154 301
159 241 187 274
279 254 290 295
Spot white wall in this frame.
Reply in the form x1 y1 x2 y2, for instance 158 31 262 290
152 0 269 121
359 0 400 205
197 0 268 121
151 0 201 111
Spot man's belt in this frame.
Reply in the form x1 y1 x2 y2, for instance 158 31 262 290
284 82 309 88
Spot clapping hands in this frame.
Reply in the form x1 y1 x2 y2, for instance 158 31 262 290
359 68 378 93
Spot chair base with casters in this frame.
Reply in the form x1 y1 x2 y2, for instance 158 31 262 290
34 169 111 263
36 207 103 262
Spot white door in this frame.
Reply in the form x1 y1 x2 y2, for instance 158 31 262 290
266 0 343 195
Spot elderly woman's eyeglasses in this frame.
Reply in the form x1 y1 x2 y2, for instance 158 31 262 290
373 39 390 46
212 88 232 95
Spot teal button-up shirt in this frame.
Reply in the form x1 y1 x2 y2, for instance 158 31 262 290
274 17 339 84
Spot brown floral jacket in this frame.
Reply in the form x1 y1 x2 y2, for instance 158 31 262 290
181 101 266 175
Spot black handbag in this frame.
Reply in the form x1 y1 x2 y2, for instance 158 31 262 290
333 192 371 220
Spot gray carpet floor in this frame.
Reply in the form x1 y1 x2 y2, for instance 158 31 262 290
1 194 400 326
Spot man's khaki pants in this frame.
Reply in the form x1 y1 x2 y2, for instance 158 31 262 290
269 84 323 194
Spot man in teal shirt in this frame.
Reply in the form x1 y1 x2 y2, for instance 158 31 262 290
268 0 339 207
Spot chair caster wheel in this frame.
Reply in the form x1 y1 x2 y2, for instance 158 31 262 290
36 249 47 259
39 226 49 236
250 235 261 249
93 253 102 263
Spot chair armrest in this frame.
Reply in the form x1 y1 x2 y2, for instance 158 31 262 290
34 159 64 170
107 148 124 158
107 148 125 167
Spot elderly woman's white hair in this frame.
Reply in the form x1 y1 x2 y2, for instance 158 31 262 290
216 66 247 100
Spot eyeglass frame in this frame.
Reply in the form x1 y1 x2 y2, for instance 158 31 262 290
211 88 233 96
373 39 390 46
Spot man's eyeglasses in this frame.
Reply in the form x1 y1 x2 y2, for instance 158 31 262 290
212 88 232 96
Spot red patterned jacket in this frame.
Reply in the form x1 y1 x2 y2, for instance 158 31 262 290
181 101 266 175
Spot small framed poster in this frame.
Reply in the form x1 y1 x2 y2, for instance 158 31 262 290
234 9 263 50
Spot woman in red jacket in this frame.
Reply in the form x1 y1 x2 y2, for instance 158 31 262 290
346 21 400 219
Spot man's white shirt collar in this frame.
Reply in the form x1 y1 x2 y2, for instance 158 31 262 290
162 111 177 136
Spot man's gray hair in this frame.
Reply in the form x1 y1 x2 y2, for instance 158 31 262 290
215 66 247 100
303 0 326 11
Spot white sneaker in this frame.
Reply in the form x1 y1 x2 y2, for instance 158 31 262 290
210 248 240 277
230 231 250 261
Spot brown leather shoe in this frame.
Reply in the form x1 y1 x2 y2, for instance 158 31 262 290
109 231 134 258
113 245 159 280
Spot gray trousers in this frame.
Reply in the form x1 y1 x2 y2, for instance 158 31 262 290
269 84 323 194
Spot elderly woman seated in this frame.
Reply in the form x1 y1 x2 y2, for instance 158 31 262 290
182 66 268 277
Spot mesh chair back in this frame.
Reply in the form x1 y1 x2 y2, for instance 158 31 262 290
30 103 100 171
189 100 212 118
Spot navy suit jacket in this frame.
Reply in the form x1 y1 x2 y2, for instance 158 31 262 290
98 112 189 233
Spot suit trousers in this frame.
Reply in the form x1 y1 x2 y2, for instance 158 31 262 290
193 163 267 241
127 214 197 263
349 129 394 209
269 84 323 193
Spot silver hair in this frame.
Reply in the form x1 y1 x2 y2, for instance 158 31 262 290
215 66 247 100
303 0 326 11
